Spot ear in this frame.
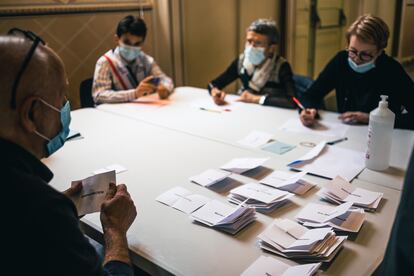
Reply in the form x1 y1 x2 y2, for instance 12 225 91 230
268 44 277 56
18 96 42 134
114 34 120 45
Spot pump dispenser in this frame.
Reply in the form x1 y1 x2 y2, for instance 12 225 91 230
365 95 395 171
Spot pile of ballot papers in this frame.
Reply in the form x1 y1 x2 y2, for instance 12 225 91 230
189 169 231 187
156 186 211 214
317 176 383 211
260 170 316 195
228 183 294 213
190 199 256 234
295 202 366 233
258 218 347 262
241 256 321 276
157 187 257 234
220 157 269 174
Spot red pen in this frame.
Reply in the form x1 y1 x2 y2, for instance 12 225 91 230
292 97 305 110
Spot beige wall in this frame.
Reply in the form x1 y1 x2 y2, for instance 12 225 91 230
178 0 281 92
0 6 154 109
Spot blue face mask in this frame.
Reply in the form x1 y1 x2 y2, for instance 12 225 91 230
348 57 375 74
244 46 266 66
119 43 142 61
34 99 71 157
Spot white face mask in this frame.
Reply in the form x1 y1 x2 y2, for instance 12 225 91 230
244 45 266 66
119 42 142 61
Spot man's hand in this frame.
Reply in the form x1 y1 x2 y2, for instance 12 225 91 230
157 84 170 99
236 90 261 104
211 87 227 105
338 112 369 124
63 181 82 198
100 183 137 235
100 183 137 265
300 108 318 127
135 76 157 98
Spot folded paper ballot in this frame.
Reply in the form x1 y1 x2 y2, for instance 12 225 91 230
228 183 294 213
189 169 231 187
156 186 210 214
317 176 383 211
221 157 269 174
258 218 347 262
287 141 365 181
260 170 316 195
296 202 366 233
237 130 273 148
70 170 115 216
190 199 256 234
241 256 321 276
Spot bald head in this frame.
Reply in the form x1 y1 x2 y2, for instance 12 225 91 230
0 35 66 111
0 34 68 159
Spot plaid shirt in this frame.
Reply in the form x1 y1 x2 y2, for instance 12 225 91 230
92 47 174 104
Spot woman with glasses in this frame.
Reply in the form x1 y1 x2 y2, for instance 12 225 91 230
299 14 414 130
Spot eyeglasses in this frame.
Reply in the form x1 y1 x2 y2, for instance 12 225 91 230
346 48 375 62
7 28 45 109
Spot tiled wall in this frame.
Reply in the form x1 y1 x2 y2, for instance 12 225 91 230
0 10 154 109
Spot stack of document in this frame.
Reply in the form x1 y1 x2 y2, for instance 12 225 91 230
260 170 316 195
258 218 347 262
241 256 321 276
295 202 366 233
221 157 269 174
228 183 294 213
287 141 365 181
190 199 256 234
156 186 210 214
189 169 231 187
317 176 383 211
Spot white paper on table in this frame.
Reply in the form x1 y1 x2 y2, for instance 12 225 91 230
288 144 365 181
237 130 273 148
288 141 327 166
156 186 210 214
221 157 269 174
241 256 321 276
189 169 231 187
296 202 353 223
230 183 292 204
282 262 321 276
93 164 127 175
325 176 382 205
71 170 115 216
260 170 315 195
191 199 238 226
280 118 349 138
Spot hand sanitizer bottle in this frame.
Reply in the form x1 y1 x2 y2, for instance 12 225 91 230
365 95 395 171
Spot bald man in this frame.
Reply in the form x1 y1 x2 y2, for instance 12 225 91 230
0 31 136 275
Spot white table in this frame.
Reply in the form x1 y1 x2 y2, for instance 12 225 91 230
97 87 414 190
44 108 403 276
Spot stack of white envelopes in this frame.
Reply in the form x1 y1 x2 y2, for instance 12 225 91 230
317 176 383 211
228 182 294 213
260 170 316 195
220 157 269 174
241 256 321 276
190 199 256 234
258 218 347 262
189 169 231 187
295 202 366 233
